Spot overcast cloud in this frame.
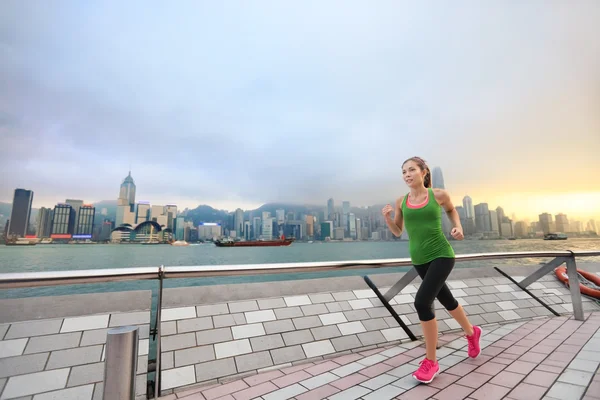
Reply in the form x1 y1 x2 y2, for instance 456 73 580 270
1 1 599 214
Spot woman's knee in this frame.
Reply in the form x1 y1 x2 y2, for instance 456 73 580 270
414 298 435 321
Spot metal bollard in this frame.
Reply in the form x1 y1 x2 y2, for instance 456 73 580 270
103 326 139 400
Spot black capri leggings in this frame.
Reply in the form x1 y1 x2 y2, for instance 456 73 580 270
413 257 459 321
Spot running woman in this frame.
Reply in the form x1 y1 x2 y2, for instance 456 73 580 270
382 156 482 384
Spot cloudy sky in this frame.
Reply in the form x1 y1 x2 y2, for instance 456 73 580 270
1 1 599 220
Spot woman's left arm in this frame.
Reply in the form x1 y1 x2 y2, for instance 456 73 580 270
434 189 464 240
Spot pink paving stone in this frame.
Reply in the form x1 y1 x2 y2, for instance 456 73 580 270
404 347 427 358
333 353 363 365
330 373 369 390
518 351 547 363
484 346 505 357
429 373 461 390
497 352 520 361
384 354 415 367
470 383 512 400
475 362 506 376
445 362 479 376
304 361 340 376
272 370 312 388
243 370 285 386
531 344 556 354
491 356 515 366
541 358 571 369
494 339 517 349
557 344 583 354
505 361 537 375
202 381 249 400
215 396 234 400
524 370 559 387
504 346 530 356
464 354 493 366
358 362 395 378
525 334 548 341
431 383 475 400
457 372 492 389
360 348 384 356
506 382 549 400
540 338 563 347
535 364 565 374
281 363 314 375
175 385 210 398
397 385 440 400
232 382 278 400
489 371 525 388
295 384 340 400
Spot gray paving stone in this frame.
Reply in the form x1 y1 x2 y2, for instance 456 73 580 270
366 307 390 319
515 308 538 319
109 311 149 327
464 295 485 305
496 292 517 301
406 313 420 325
250 334 285 352
283 330 314 346
34 384 95 400
464 287 484 296
80 329 110 346
480 294 502 303
0 325 8 341
481 312 505 324
479 278 498 286
343 310 370 321
24 332 81 354
0 377 6 395
195 328 232 346
292 316 322 330
228 300 259 313
138 324 150 340
331 335 362 352
67 362 105 387
392 304 414 315
235 351 273 373
464 305 486 315
258 298 287 309
137 355 148 374
479 286 499 294
274 307 303 320
93 382 103 400
531 307 554 316
362 318 389 332
326 301 352 313
333 291 356 301
5 320 62 339
309 293 335 303
270 345 306 365
161 322 177 336
436 309 451 320
547 381 587 399
512 300 534 308
175 345 215 367
311 325 342 341
437 320 450 332
481 303 503 313
301 304 329 316
162 352 174 369
464 279 483 287
357 331 387 346
162 333 197 351
46 345 103 369
468 315 488 327
196 303 229 317
0 352 48 379
264 319 295 335
177 317 213 333
195 358 237 383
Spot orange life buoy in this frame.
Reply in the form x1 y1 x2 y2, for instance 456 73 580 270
554 266 600 299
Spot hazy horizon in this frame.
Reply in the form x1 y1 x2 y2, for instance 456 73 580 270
1 1 598 221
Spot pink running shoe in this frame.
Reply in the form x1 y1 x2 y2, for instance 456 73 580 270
412 358 440 384
467 325 482 358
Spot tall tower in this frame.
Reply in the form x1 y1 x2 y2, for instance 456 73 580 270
8 188 34 237
431 167 450 236
327 198 334 220
118 171 136 207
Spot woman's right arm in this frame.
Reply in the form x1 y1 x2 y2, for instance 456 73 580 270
384 197 404 237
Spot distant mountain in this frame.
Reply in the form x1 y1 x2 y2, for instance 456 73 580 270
183 205 230 226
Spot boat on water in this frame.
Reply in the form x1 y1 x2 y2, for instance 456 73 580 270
214 235 295 247
5 237 37 246
544 233 568 240
170 240 189 246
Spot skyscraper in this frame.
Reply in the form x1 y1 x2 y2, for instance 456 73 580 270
36 207 53 238
327 198 334 220
539 213 555 235
65 199 83 229
496 206 505 236
474 203 491 233
431 167 445 190
555 213 569 233
462 196 476 235
75 205 96 238
8 188 34 238
342 201 350 235
118 171 136 206
234 208 244 236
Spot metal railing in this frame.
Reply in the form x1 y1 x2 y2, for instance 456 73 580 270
1 249 600 398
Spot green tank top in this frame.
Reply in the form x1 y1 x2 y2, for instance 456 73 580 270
401 188 455 265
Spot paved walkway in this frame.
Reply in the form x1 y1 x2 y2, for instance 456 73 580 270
159 312 600 400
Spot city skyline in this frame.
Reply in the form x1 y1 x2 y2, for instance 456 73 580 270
1 2 599 220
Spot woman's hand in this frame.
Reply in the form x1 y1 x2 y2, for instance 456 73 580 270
450 227 464 240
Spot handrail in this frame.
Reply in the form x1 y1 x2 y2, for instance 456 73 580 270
1 250 599 289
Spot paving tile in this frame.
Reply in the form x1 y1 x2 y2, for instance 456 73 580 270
195 328 233 345
249 334 285 352
357 331 387 346
326 301 352 313
257 298 287 309
292 316 322 330
273 307 303 320
0 338 28 358
5 320 62 340
359 373 397 390
311 325 342 341
568 359 599 372
33 384 95 400
175 345 215 367
498 311 521 321
301 304 329 316
337 322 366 336
431 383 474 400
232 323 266 340
457 371 492 389
177 317 214 334
343 310 370 321
196 303 230 317
328 385 371 400
506 382 547 400
475 361 506 376
202 379 249 400
214 339 252 359
232 381 278 400
282 330 314 346
381 327 409 341
524 370 559 387
1 368 70 399
429 372 460 390
213 314 246 329
109 311 150 327
391 374 420 390
302 340 335 358
272 370 312 388
396 385 439 400
46 345 103 369
331 335 362 352
263 319 295 335
284 296 312 307
490 370 525 388
348 299 373 310
270 345 306 365
557 369 594 387
245 310 277 324
161 307 197 322
235 351 273 373
546 381 587 400
67 362 105 387
195 358 237 383
229 301 259 313
243 369 284 386
162 333 197 351
318 313 348 326
469 382 511 400
0 352 48 379
60 314 110 332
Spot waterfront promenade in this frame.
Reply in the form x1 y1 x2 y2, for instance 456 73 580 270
1 262 599 399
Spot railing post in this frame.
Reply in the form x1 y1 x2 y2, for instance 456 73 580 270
154 265 164 399
565 255 585 321
103 326 139 400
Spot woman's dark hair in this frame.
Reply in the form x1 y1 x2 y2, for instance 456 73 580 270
402 156 432 188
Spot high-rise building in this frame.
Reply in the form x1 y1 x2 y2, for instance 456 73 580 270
496 207 505 236
327 198 334 220
342 201 350 235
474 203 491 233
587 220 597 233
65 199 83 229
431 167 445 190
320 221 333 240
118 171 136 206
51 203 76 239
514 221 528 238
489 210 499 234
462 196 476 235
235 208 244 236
8 188 34 238
305 215 315 237
348 213 357 239
36 207 53 238
539 213 555 235
276 209 285 225
75 205 95 239
555 213 569 233
136 202 151 223
175 217 185 241
244 221 251 240
262 218 273 239
252 217 261 239
166 204 177 231
100 220 114 241
572 221 583 233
